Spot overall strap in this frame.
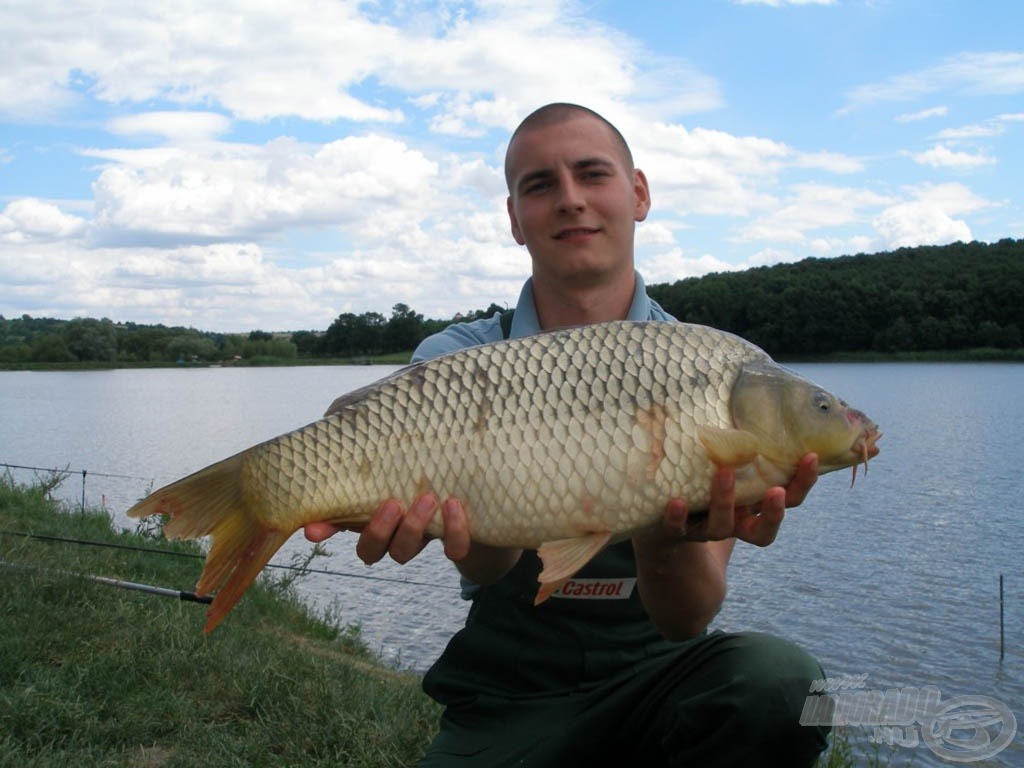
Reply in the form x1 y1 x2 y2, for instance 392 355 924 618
499 309 515 339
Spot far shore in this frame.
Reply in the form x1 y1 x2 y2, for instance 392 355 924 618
3 345 1023 373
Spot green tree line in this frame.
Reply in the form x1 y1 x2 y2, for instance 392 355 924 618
2 239 1021 365
647 238 1023 356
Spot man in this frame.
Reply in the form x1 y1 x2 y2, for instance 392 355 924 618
306 103 828 766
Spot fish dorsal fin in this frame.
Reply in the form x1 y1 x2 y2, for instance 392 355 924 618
697 425 760 467
535 531 612 605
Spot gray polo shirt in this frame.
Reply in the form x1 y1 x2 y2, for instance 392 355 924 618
413 272 674 362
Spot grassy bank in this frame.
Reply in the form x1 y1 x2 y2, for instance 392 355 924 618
0 474 440 767
1 474 880 767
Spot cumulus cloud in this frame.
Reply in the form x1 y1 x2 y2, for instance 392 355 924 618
0 0 720 132
634 124 789 217
737 184 895 243
872 183 991 249
0 198 87 243
0 1 1014 330
86 135 441 245
636 249 737 285
873 204 971 249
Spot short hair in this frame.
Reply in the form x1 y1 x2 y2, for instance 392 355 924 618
504 103 634 190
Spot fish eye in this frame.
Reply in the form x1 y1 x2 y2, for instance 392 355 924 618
813 391 831 412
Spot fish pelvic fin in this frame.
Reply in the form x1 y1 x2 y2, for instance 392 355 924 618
127 453 292 632
535 531 612 605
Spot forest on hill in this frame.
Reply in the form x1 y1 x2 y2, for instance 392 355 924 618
647 238 1023 357
1 238 1021 365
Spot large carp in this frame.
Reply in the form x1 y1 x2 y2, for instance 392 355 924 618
128 321 880 631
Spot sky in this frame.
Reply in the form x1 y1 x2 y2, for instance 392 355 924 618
1 0 1022 333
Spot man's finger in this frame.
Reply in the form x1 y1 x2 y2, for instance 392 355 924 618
441 497 471 561
388 493 438 564
355 498 404 565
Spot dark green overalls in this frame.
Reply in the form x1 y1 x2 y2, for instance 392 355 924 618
420 543 830 767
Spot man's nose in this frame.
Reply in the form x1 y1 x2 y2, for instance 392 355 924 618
555 177 585 213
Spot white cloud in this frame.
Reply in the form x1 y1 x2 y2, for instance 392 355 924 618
634 124 789 217
935 124 1004 141
896 106 949 123
794 151 864 174
841 51 1024 113
0 0 720 132
636 249 737 285
738 184 895 243
873 204 971 249
0 198 87 243
107 111 232 142
0 1 1016 331
85 135 441 245
911 144 995 169
872 183 992 249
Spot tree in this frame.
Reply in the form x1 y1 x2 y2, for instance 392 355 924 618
323 312 386 357
30 334 75 362
384 303 425 353
290 330 323 357
63 318 117 362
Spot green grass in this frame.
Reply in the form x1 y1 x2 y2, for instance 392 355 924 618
0 473 440 767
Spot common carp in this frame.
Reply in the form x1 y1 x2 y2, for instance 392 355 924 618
128 321 880 631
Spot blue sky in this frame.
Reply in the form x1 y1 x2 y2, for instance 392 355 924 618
1 0 1022 332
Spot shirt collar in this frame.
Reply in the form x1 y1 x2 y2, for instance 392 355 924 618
509 271 652 339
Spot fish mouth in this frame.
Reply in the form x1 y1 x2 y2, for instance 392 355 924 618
848 425 882 486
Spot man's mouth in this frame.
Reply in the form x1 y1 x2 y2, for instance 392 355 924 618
554 227 600 240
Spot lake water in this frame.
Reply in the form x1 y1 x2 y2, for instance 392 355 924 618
2 362 1021 765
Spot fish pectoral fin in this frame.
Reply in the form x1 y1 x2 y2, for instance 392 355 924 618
697 425 760 467
535 531 612 605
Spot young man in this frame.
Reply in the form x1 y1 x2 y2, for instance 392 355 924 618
306 104 829 766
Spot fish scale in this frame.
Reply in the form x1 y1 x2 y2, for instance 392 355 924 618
129 320 880 631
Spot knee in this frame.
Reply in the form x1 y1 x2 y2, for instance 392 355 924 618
727 633 822 712
722 633 829 759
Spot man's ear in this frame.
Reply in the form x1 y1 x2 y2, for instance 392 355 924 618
507 196 526 245
633 169 651 222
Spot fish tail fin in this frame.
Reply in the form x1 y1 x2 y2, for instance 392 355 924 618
127 453 293 632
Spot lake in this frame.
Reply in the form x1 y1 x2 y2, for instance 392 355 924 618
2 362 1021 765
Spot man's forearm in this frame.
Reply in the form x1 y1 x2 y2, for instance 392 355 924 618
634 539 734 640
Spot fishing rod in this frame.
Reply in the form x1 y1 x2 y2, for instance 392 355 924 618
0 529 460 590
0 560 213 604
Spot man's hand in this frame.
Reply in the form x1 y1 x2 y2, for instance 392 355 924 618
652 453 819 547
303 494 472 565
632 453 819 640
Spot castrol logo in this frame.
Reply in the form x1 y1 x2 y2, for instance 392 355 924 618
550 578 637 600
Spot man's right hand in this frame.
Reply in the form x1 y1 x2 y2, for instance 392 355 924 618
303 493 473 565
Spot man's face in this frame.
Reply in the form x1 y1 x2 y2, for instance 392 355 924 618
505 115 651 288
